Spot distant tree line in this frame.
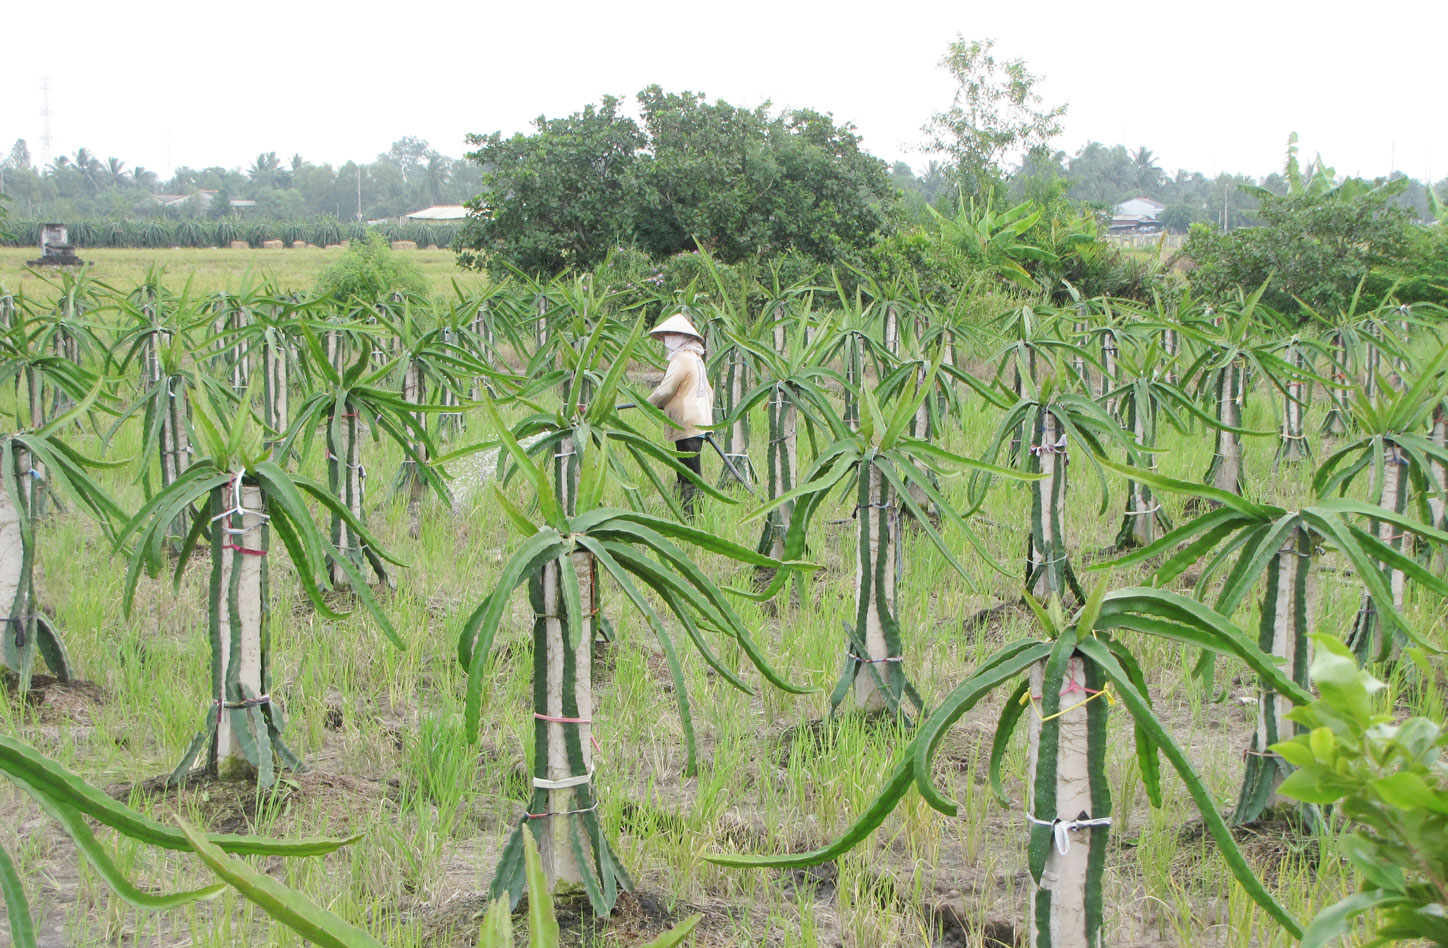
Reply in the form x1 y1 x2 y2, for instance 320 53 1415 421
0 137 480 222
0 217 459 251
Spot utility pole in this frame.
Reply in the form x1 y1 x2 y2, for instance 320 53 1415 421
356 167 363 222
39 77 52 170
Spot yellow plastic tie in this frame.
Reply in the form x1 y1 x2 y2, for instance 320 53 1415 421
1020 681 1114 723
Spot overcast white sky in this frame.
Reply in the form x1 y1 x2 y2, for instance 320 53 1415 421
4 0 1443 183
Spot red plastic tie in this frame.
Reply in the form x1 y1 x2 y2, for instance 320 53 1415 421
223 543 267 556
534 712 602 753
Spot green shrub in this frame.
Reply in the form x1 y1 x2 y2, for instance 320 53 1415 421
1275 635 1448 947
317 230 426 302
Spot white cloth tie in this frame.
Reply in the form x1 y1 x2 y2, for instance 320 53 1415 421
1027 812 1113 855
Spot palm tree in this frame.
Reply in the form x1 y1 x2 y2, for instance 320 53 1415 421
105 157 128 189
1131 145 1163 193
70 149 104 194
421 154 450 206
247 152 281 191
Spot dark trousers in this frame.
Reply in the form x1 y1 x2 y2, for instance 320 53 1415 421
675 436 704 517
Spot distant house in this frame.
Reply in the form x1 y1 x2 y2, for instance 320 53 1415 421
152 189 217 212
1111 197 1166 233
150 190 254 215
404 205 469 222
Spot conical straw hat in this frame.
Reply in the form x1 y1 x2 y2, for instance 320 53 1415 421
649 313 703 341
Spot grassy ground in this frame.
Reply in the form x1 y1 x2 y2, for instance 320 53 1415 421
0 254 1431 947
0 247 489 300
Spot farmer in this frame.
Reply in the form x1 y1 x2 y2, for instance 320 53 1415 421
645 313 714 516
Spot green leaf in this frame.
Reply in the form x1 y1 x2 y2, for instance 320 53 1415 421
915 642 1054 814
12 775 225 910
637 914 703 948
176 818 388 948
521 830 559 948
0 843 37 948
477 896 514 948
1300 889 1405 948
1371 772 1448 814
0 735 357 857
1276 767 1356 805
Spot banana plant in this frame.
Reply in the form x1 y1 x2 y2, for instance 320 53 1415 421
457 319 811 914
0 735 361 948
118 381 403 785
926 191 1061 293
1098 457 1448 823
706 585 1307 947
283 332 446 588
749 354 1024 714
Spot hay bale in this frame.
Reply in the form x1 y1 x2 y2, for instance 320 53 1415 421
292 240 310 249
426 244 440 251
390 240 418 251
262 239 284 250
229 240 249 250
324 244 345 250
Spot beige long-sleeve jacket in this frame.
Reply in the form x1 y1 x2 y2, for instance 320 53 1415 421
646 350 714 441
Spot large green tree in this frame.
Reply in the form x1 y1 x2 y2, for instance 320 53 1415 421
457 87 894 276
924 36 1067 201
458 96 646 275
1185 172 1413 314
